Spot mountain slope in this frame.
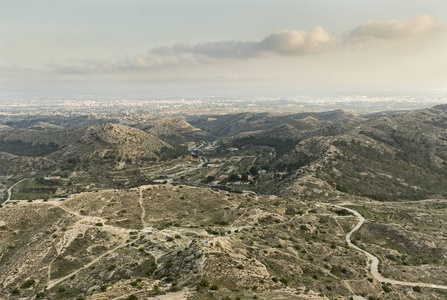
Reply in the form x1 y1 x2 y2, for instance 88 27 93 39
50 123 171 164
273 106 447 200
188 110 359 138
138 118 208 144
0 185 377 300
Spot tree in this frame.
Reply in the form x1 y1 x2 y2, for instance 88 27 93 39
229 174 239 181
204 176 215 183
249 166 258 175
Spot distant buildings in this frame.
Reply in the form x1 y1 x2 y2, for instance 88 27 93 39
212 175 229 185
185 156 200 163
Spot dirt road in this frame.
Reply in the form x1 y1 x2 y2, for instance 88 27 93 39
323 203 447 290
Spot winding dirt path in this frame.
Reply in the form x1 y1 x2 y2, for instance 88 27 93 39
46 234 138 290
323 203 447 290
47 186 151 291
138 187 147 228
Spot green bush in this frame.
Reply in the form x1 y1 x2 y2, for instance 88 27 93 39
20 279 36 289
198 278 210 287
382 284 391 292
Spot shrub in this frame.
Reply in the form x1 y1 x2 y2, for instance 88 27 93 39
198 278 210 287
382 284 391 293
413 286 422 292
20 279 36 289
152 284 160 295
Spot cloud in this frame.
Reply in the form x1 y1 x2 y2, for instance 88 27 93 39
47 55 196 74
51 26 336 74
149 41 262 59
49 15 442 74
350 14 442 40
148 26 336 59
259 26 336 55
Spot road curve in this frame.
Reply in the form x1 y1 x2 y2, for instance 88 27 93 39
2 179 27 205
322 203 447 290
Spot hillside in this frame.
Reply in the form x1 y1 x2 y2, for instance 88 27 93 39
0 123 176 178
0 127 84 155
2 185 447 299
0 114 120 129
0 185 404 299
271 106 447 201
138 118 208 144
188 110 358 138
0 152 59 176
2 106 447 299
50 123 171 165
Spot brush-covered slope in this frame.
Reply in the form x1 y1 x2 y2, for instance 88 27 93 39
0 152 59 175
138 118 208 144
0 114 120 129
0 185 377 300
273 106 447 200
0 127 84 156
0 124 170 176
189 110 358 138
50 123 171 164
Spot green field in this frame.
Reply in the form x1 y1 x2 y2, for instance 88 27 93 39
11 177 70 200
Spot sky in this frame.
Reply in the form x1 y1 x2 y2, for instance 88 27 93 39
1 0 447 95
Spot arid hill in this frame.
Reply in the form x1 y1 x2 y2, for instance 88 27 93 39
51 123 170 164
270 106 447 200
188 110 359 138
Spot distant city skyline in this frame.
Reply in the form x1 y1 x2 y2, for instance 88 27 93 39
1 0 447 95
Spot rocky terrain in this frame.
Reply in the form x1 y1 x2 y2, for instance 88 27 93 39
187 110 358 138
269 106 447 201
1 106 447 299
0 123 178 179
50 124 170 164
2 185 447 299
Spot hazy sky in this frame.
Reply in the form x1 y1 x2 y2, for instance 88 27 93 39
1 0 447 95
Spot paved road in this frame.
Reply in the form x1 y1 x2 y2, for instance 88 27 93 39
323 203 447 290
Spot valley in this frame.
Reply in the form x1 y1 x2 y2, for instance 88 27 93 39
1 105 447 299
